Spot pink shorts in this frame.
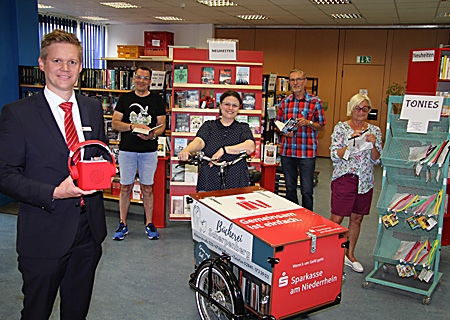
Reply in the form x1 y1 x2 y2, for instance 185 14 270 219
331 174 373 216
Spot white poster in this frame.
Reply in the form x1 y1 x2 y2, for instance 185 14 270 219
411 50 435 62
208 41 237 61
268 73 278 91
400 95 443 133
150 70 166 91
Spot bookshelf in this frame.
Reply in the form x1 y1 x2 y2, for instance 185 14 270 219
406 47 450 96
17 63 171 227
169 48 264 221
18 66 45 98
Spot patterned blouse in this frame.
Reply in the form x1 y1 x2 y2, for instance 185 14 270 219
330 121 383 194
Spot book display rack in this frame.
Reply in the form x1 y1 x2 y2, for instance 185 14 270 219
363 96 450 304
168 48 263 221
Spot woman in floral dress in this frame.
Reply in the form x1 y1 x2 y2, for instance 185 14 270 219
329 93 383 273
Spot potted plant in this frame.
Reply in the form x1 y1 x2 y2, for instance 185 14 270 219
385 82 406 114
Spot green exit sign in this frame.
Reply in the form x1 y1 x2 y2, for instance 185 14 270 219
356 56 372 64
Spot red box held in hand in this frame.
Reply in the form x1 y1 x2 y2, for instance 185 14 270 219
68 140 117 190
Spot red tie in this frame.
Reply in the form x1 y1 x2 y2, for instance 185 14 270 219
59 102 81 164
60 102 84 205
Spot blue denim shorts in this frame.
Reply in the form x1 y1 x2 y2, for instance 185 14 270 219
118 150 157 185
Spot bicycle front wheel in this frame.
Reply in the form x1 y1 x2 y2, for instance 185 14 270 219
195 262 242 320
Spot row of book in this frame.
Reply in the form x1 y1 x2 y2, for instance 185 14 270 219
20 66 45 86
439 55 450 80
174 89 256 110
82 92 118 115
276 77 290 92
174 64 250 85
172 138 261 163
170 195 193 217
232 265 271 315
80 68 135 90
19 66 174 92
79 68 172 91
105 119 120 141
263 76 290 92
109 137 272 163
174 114 216 133
173 113 261 134
171 163 198 184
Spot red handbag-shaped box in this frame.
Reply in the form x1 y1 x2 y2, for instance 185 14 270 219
68 140 117 190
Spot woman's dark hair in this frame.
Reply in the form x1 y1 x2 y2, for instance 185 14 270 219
219 90 243 105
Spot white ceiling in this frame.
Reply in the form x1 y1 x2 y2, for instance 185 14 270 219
37 0 450 26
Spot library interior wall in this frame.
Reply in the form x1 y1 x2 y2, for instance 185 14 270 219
215 27 450 157
0 0 39 206
105 24 214 57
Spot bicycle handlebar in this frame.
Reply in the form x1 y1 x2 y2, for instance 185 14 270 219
188 151 249 168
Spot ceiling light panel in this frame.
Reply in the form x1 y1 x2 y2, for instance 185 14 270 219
38 4 54 9
100 2 141 9
155 16 185 21
79 16 110 21
196 0 238 7
311 0 351 4
331 13 361 19
236 14 268 20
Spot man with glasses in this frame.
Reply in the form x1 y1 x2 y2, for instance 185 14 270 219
111 66 166 240
276 69 326 211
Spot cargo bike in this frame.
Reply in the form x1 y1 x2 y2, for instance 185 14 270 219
184 152 349 319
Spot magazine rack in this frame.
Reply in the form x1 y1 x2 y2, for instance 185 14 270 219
363 95 450 304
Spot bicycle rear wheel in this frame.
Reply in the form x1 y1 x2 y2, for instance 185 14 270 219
195 261 243 319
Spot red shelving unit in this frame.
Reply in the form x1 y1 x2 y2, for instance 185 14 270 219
406 47 450 96
169 48 264 221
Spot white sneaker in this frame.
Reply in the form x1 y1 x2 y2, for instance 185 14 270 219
345 255 364 273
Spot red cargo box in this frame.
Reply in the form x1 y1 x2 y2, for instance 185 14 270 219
144 31 174 56
190 187 347 319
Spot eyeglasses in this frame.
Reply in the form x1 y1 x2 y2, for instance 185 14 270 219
289 78 306 83
221 102 240 108
134 75 150 81
354 106 371 113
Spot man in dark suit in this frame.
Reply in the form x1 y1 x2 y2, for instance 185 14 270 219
0 30 108 319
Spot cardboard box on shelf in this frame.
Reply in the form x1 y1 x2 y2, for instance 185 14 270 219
117 45 144 58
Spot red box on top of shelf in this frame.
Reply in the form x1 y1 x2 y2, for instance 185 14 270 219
144 31 174 56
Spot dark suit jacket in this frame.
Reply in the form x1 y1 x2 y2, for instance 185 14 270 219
0 91 108 258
